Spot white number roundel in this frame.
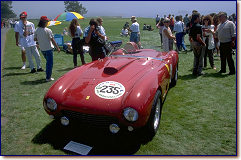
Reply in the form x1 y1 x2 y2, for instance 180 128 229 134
95 81 125 99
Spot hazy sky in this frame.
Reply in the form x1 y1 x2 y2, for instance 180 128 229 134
12 1 236 20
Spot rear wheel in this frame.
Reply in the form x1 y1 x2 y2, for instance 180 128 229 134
142 90 162 143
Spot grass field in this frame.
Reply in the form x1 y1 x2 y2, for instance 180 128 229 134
1 18 236 155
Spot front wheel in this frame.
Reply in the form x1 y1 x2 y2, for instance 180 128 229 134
142 90 162 143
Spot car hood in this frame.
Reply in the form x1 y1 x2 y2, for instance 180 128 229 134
46 50 165 115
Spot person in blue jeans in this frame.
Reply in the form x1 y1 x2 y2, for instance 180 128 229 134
34 16 60 82
173 16 187 53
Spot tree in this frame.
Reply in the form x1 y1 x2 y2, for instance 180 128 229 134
64 1 87 15
1 1 16 19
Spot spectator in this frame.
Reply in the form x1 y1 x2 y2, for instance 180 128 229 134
155 14 160 25
69 19 85 68
120 26 128 37
213 14 220 57
14 11 43 73
189 12 206 76
202 15 216 70
123 22 129 30
183 14 190 27
156 18 164 47
84 19 106 61
129 16 142 49
97 17 107 40
34 16 60 82
215 12 236 75
162 18 176 52
170 15 175 31
173 15 187 52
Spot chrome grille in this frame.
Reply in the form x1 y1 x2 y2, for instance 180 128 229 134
62 110 118 126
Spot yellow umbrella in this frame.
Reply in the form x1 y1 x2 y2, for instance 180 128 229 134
47 21 62 27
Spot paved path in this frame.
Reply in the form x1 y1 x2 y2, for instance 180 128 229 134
1 28 10 71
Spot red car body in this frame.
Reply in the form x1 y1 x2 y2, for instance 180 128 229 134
43 43 178 136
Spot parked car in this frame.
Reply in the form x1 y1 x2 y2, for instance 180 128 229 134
43 42 178 141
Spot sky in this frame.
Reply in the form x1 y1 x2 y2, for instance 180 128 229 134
11 1 236 20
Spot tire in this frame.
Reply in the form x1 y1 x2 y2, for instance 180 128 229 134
142 90 162 143
170 64 178 87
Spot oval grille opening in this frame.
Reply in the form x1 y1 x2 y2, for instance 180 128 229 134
104 67 118 75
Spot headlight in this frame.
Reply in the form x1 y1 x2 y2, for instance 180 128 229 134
44 98 57 112
123 107 138 122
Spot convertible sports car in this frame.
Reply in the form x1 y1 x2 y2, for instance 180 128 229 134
43 42 178 141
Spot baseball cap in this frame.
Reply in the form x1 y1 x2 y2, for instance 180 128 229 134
20 12 27 18
40 16 50 21
130 16 137 21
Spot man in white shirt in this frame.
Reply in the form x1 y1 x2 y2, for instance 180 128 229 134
215 12 236 75
173 15 187 52
14 11 43 73
129 16 142 49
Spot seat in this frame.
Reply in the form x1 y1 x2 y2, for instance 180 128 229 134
123 42 139 53
54 34 64 46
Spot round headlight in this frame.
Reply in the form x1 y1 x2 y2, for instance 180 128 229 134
123 107 138 122
44 98 57 112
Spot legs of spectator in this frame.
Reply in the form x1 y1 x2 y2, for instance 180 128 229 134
176 32 182 51
31 46 42 70
73 51 77 67
80 53 86 65
21 49 26 69
192 42 204 76
42 50 53 80
207 49 215 69
25 47 35 71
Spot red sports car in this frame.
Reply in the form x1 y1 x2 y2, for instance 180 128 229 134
43 42 178 141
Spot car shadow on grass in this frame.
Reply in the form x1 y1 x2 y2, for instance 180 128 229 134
20 79 48 85
56 67 75 72
2 72 30 77
32 120 142 155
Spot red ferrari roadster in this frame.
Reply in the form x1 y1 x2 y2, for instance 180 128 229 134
43 42 178 141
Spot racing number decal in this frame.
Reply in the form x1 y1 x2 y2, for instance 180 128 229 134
95 81 125 99
100 85 120 94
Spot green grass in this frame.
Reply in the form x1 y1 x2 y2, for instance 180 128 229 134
1 18 236 155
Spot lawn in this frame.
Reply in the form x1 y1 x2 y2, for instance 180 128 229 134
1 18 236 155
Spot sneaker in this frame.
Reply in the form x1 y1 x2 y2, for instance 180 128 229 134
21 65 26 70
46 78 54 82
37 68 44 72
30 68 36 73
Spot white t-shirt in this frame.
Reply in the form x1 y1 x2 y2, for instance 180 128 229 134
69 26 83 38
34 27 54 51
14 20 36 48
130 22 140 33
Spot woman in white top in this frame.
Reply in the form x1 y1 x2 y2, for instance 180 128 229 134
162 18 176 52
202 15 216 69
69 19 85 68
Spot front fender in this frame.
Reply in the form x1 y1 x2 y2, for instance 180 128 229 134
121 67 168 127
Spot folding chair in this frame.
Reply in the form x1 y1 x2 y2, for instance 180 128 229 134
54 34 64 47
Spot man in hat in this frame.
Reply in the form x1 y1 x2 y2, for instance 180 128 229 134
215 12 236 75
129 16 142 49
14 11 43 73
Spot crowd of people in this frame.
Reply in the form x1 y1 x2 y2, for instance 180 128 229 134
11 10 236 83
155 11 236 76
